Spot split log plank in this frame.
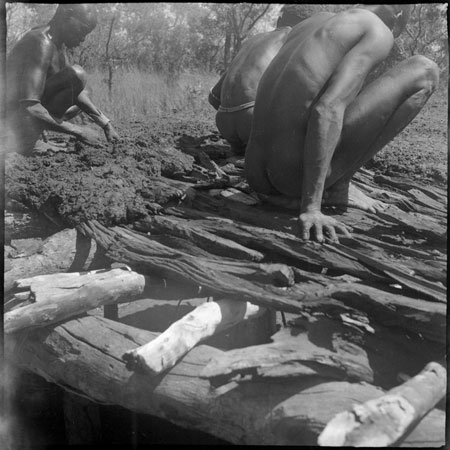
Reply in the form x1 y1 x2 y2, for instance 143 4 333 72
80 221 446 344
201 328 375 385
123 299 265 375
201 314 446 389
326 242 446 302
4 315 445 446
137 210 385 282
373 174 447 204
318 361 446 447
136 215 264 262
190 188 446 245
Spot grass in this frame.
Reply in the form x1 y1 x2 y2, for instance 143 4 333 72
84 68 447 185
87 68 218 122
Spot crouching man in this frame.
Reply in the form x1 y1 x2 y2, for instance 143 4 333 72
208 10 312 154
6 3 119 155
245 5 439 242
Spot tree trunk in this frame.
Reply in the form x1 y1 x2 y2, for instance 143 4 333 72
223 29 231 70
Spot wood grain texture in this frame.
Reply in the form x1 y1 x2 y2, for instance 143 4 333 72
5 315 445 447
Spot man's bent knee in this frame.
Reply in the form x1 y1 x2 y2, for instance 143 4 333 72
408 55 440 93
67 64 88 91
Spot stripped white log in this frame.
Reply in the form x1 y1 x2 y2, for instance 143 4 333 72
4 268 148 334
122 298 265 375
318 361 446 447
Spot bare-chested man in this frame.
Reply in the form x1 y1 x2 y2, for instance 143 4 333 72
245 5 439 243
208 14 305 154
6 4 119 155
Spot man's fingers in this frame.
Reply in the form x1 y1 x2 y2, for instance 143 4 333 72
335 223 351 237
301 222 311 241
313 224 324 243
323 225 338 243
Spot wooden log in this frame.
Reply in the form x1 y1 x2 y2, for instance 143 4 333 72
4 315 445 446
377 205 446 244
201 313 446 389
4 268 149 334
79 220 446 344
4 228 110 293
201 328 375 385
318 361 446 447
134 215 264 262
373 174 447 204
326 242 446 302
352 234 446 285
165 204 383 281
122 299 266 375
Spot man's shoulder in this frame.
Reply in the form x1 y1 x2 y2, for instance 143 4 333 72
333 8 391 33
18 27 52 50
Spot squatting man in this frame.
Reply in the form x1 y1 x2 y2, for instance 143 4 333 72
6 4 120 156
211 5 439 243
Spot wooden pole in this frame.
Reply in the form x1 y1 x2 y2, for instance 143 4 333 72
122 299 265 375
318 361 447 447
4 268 148 334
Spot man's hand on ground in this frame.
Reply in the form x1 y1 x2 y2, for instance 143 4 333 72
103 122 120 143
74 126 102 145
298 210 350 243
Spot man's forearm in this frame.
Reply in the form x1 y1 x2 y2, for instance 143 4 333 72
300 111 343 213
24 102 79 135
76 91 110 128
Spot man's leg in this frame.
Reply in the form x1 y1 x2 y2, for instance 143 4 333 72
41 65 87 119
324 55 439 211
216 109 253 155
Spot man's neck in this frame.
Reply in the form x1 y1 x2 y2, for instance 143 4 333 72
46 22 63 49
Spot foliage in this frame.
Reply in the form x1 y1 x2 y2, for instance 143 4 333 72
86 68 217 122
6 3 448 84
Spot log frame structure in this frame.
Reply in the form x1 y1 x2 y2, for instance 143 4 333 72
4 165 447 446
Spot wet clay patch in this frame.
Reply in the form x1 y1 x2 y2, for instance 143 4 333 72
5 115 225 227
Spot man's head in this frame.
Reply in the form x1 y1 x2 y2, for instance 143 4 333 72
51 4 97 48
362 5 411 37
276 5 319 28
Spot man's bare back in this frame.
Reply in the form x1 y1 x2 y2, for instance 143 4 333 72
209 26 295 153
245 5 439 242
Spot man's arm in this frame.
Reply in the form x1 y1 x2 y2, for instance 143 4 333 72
299 21 393 242
17 35 85 138
75 91 119 142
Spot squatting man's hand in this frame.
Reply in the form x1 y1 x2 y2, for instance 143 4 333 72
74 126 102 145
103 122 120 143
298 210 350 243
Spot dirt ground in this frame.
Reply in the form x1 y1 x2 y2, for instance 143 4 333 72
5 85 447 230
369 87 448 183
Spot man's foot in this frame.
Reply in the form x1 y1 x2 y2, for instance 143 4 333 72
323 181 388 214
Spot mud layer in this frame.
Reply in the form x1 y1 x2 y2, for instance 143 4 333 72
5 115 224 227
